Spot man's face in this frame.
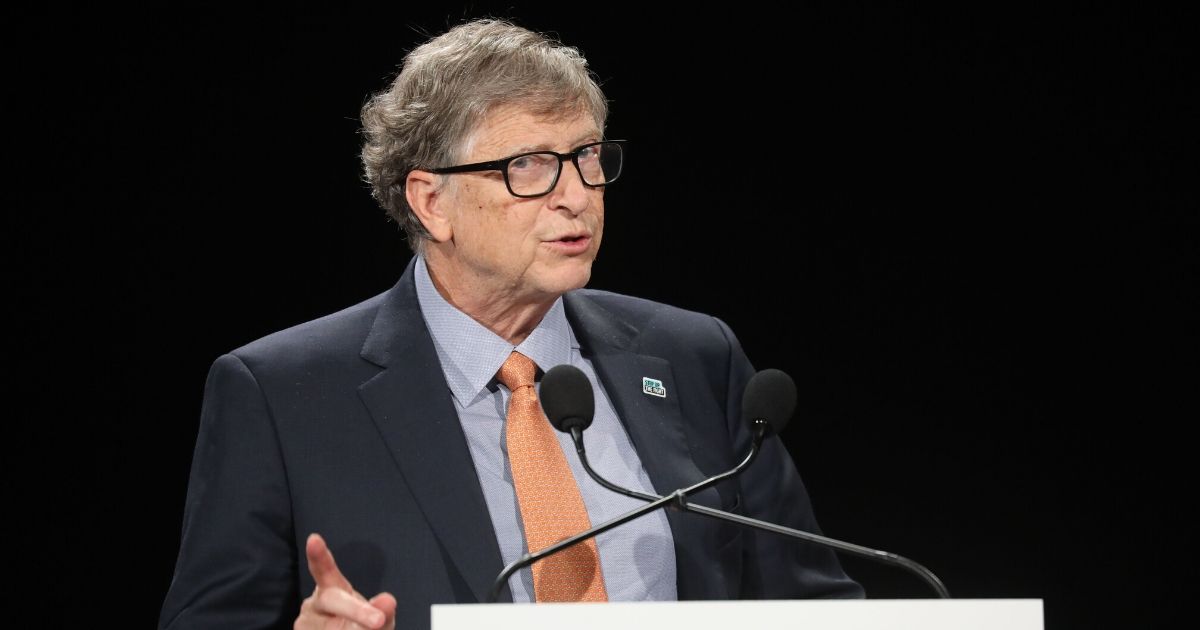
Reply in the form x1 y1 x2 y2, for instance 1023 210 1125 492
433 105 605 305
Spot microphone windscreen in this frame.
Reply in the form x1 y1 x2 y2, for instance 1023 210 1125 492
741 368 796 434
540 364 596 432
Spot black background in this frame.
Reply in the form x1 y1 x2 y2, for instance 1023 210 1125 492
10 3 1196 629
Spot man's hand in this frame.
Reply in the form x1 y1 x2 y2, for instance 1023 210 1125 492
295 533 397 629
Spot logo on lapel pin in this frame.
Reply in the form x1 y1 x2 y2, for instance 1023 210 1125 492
642 377 666 398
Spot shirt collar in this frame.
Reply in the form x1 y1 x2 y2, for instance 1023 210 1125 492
414 256 573 405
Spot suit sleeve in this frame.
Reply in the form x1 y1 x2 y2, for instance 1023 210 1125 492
713 317 865 599
158 354 300 629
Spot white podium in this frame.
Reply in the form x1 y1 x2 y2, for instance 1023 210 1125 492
432 599 1043 630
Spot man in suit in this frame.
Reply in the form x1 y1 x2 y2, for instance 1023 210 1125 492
159 18 862 630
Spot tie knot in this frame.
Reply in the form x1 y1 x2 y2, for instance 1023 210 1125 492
497 351 538 391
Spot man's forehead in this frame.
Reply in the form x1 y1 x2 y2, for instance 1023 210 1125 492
467 106 601 155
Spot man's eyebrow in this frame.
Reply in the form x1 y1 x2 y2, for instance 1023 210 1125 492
567 131 602 147
505 132 603 155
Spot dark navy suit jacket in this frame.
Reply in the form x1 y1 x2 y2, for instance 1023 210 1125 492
159 260 862 629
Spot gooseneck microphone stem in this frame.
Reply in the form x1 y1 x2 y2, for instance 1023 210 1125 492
677 502 950 598
486 423 768 604
568 421 768 504
569 425 951 599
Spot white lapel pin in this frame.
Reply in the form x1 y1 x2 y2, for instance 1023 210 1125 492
642 377 666 398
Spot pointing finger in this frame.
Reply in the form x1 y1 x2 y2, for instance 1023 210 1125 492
305 533 354 592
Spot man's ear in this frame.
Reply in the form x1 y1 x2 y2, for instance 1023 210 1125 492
406 170 453 242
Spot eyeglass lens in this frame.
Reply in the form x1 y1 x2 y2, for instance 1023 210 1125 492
507 142 622 196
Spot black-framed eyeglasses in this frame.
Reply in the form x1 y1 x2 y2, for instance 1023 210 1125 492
427 140 625 198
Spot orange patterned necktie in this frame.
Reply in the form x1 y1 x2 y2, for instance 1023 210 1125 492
496 351 608 602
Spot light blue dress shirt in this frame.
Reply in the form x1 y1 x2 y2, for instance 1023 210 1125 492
414 256 677 602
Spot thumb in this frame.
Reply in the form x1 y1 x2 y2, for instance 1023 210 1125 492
369 592 398 630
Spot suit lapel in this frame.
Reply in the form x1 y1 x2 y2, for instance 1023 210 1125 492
563 293 721 509
357 261 509 603
565 293 732 599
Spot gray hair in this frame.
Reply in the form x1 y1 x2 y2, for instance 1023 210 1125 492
360 19 609 253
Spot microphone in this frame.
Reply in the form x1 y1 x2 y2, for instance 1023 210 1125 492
543 364 777 502
542 364 951 599
740 367 796 436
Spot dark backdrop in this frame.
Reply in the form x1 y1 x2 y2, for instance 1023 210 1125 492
11 3 1195 629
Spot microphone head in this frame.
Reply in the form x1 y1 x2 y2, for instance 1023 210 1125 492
741 368 797 435
540 364 595 433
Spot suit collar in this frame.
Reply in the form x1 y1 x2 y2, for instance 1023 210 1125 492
562 290 638 352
